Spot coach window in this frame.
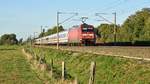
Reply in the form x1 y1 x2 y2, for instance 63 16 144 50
59 34 66 38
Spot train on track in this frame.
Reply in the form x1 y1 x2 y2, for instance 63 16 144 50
35 23 96 46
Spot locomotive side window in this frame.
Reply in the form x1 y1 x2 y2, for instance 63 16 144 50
59 34 66 38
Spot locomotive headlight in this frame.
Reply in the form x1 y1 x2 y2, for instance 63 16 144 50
82 34 94 37
89 34 94 36
82 34 87 36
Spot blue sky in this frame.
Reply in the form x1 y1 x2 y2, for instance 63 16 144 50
0 0 150 40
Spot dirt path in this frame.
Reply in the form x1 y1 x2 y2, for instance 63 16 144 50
22 48 50 84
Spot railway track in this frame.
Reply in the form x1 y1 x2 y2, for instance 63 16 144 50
36 45 150 61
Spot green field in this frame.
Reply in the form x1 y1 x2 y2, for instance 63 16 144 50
0 46 42 84
29 47 150 84
1 45 150 84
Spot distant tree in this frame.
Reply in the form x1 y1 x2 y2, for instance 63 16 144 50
0 40 2 45
18 38 23 45
121 8 150 43
97 24 120 43
39 32 45 38
141 17 150 40
45 25 64 36
0 34 18 45
39 25 64 37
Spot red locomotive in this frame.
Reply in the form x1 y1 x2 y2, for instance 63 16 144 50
68 23 96 45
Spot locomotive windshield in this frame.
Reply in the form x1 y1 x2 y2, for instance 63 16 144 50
82 27 93 32
81 23 94 32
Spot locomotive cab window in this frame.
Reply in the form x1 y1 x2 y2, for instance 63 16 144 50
82 28 88 31
82 27 93 32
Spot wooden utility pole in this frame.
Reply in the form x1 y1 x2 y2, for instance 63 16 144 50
89 62 96 84
50 59 53 78
62 61 65 81
74 77 78 84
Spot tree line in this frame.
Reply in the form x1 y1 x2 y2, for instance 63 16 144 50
39 25 64 37
0 34 23 45
96 8 150 44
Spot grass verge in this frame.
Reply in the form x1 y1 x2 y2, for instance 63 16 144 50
27 46 150 84
0 46 42 84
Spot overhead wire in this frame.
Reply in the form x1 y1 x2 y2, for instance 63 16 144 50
99 0 124 12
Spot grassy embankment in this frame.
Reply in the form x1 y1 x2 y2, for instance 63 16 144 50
29 46 150 84
0 46 42 84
